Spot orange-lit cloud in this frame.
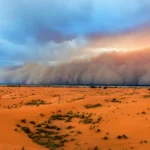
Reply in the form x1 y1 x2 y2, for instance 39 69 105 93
88 24 150 52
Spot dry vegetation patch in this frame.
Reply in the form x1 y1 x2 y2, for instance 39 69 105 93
16 110 102 149
25 99 50 106
84 103 102 109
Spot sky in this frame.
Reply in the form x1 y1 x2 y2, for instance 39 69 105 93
0 0 150 85
0 0 150 67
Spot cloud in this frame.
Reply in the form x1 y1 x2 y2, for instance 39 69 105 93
88 25 150 51
1 24 150 68
0 0 150 69
0 0 92 44
0 36 88 66
1 0 150 44
1 49 150 85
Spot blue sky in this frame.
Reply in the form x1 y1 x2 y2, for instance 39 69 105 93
0 0 150 67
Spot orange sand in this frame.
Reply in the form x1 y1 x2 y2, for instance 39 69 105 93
0 87 150 150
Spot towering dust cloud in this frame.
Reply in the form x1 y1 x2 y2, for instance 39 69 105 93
1 49 150 85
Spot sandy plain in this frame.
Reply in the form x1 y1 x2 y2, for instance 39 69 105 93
0 86 150 150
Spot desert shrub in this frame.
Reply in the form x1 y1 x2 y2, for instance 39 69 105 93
84 103 102 109
25 99 48 106
16 124 21 127
64 133 69 137
51 135 63 140
51 114 65 120
96 129 101 133
40 113 44 117
71 138 75 141
21 147 25 150
16 110 102 149
117 134 128 139
111 98 121 103
122 134 128 139
82 118 93 124
142 111 146 114
21 119 27 123
21 126 31 134
14 128 18 132
77 131 82 134
94 146 99 150
29 121 36 125
65 116 72 122
103 136 109 140
66 126 74 129
45 125 61 130
143 95 150 98
36 124 42 127
90 85 96 88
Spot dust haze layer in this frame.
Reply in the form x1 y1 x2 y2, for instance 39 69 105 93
1 49 150 85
